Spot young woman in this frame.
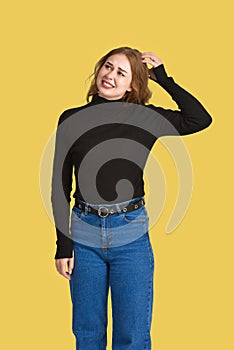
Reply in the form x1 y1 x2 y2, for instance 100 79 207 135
51 47 212 350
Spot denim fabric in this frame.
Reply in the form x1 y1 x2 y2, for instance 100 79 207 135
70 197 149 248
69 196 154 350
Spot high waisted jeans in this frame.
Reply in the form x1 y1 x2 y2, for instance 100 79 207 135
69 196 154 350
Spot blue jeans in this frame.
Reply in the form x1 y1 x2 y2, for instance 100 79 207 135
69 196 154 350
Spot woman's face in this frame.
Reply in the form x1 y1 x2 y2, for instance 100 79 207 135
96 53 132 100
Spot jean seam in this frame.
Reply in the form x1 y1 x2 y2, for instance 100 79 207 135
101 217 105 249
143 233 154 350
107 216 111 248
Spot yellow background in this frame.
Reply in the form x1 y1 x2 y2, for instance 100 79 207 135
1 1 233 349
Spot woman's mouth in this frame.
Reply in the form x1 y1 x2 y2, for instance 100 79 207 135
101 80 115 89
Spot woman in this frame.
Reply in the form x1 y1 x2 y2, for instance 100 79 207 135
51 47 212 349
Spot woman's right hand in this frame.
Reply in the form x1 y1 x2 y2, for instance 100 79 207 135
141 52 163 81
55 250 74 280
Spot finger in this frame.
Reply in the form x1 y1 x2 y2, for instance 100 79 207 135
142 59 156 67
68 255 74 275
58 267 71 279
142 59 155 63
63 271 71 280
60 267 71 280
141 52 162 65
55 259 71 279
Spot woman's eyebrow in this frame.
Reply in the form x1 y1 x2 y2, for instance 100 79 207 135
106 61 128 74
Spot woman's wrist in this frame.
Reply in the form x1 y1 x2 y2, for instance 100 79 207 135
149 64 168 82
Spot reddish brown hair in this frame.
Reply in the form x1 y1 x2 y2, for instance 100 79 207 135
86 47 152 105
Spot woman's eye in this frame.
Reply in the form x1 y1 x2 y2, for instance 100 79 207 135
104 65 125 76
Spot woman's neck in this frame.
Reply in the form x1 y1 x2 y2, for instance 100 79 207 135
90 93 124 105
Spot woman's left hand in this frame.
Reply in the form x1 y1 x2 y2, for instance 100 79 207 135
141 52 163 80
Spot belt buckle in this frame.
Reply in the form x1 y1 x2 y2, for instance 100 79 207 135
98 206 109 217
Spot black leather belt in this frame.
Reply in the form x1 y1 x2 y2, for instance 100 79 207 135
75 198 145 217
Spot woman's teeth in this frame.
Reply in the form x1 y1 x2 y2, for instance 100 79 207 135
102 81 114 88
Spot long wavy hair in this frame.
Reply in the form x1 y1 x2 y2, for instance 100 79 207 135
86 47 152 105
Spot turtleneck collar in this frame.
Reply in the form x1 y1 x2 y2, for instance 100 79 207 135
89 93 124 105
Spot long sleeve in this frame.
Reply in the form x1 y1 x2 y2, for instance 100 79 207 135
148 64 212 136
51 111 74 259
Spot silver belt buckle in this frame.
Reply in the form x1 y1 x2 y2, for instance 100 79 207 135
98 206 109 217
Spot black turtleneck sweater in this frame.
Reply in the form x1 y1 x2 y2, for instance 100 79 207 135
51 64 212 259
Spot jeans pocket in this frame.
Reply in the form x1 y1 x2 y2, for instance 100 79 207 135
122 205 148 224
71 207 84 222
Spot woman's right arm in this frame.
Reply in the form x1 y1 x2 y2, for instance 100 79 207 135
51 111 74 271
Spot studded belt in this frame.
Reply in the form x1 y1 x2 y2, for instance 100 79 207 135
74 198 145 217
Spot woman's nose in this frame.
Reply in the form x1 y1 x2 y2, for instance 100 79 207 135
106 70 115 79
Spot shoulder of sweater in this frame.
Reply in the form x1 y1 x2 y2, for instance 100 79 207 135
146 103 170 115
58 103 90 125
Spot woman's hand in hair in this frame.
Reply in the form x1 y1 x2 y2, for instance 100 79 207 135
141 52 163 81
55 250 74 280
